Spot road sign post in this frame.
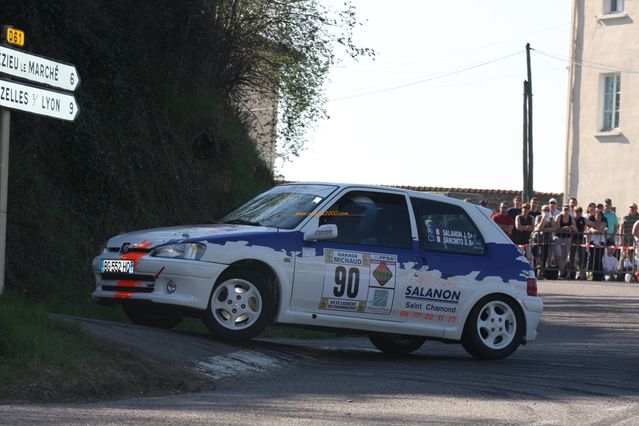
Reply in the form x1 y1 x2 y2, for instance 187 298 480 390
0 108 9 295
0 26 80 295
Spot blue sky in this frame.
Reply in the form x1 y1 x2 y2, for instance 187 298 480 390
279 0 573 193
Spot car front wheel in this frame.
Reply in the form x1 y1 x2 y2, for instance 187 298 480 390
462 294 524 360
369 334 426 355
122 302 182 329
203 269 275 341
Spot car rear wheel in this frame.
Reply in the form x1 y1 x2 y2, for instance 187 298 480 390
203 269 275 341
369 334 426 355
462 294 524 360
122 303 182 329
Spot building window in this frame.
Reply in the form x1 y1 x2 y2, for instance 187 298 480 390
602 74 621 131
607 0 624 13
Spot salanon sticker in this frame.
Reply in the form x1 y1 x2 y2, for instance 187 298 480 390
427 227 476 248
319 249 396 315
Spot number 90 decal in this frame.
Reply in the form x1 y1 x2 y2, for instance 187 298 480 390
319 249 397 315
333 266 360 298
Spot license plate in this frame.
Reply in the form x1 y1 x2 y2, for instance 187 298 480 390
101 259 134 274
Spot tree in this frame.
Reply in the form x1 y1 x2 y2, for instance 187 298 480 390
211 0 374 160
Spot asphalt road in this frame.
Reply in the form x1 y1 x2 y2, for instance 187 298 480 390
2 280 639 425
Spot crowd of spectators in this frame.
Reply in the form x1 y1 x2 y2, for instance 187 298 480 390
480 197 639 282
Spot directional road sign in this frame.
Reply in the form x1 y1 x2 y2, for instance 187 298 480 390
0 78 79 121
0 45 80 91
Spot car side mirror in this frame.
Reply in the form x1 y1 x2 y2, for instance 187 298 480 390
304 224 338 241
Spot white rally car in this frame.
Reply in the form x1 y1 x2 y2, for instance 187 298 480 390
92 183 542 359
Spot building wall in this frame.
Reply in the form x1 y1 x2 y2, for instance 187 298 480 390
565 0 639 209
236 89 278 170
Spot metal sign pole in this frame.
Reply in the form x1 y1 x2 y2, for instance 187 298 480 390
0 108 9 295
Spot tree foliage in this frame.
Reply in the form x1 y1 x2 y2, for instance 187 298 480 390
0 0 370 301
212 0 374 159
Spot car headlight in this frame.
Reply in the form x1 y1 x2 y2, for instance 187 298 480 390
150 243 206 260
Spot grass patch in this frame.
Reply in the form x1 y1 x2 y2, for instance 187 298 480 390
0 292 209 402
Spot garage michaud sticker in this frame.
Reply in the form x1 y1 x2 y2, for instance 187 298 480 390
319 249 397 315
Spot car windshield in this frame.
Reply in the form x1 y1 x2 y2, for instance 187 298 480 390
220 184 338 229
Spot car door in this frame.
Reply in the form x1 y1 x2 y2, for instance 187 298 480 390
405 197 488 328
291 189 420 321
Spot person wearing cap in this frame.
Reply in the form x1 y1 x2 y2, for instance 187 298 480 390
548 198 561 219
621 203 639 248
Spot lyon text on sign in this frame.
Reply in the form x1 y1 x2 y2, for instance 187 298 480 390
0 78 79 121
0 45 80 92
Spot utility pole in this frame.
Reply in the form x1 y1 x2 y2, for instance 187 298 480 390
522 43 534 201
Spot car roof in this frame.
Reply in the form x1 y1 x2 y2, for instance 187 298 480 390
277 181 466 205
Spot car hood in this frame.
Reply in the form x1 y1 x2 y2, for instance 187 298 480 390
106 224 278 250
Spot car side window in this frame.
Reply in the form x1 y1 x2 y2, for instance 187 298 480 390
411 197 486 255
320 191 412 249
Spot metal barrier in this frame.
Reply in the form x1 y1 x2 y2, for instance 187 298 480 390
521 231 639 281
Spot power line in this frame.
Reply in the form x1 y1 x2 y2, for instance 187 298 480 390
532 48 639 73
328 50 524 102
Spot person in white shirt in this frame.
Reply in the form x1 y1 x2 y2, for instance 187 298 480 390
548 198 561 219
603 247 619 281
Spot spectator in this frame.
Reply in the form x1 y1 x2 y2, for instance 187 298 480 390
529 197 541 218
535 204 556 276
602 198 619 245
633 219 639 247
492 202 515 239
571 206 588 279
620 203 639 248
622 249 637 272
568 197 578 216
508 196 522 244
603 247 620 281
479 199 493 215
595 203 609 226
515 203 534 249
587 210 607 281
621 249 639 282
586 202 597 220
548 198 561 219
556 205 577 278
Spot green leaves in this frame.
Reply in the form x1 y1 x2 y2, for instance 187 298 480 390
214 0 374 160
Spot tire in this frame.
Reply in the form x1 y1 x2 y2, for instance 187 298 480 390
369 334 426 355
461 294 524 360
203 268 276 341
122 302 182 329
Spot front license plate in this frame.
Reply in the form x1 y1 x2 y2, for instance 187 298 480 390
101 259 134 274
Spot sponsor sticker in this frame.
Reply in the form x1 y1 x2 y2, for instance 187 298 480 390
319 250 397 315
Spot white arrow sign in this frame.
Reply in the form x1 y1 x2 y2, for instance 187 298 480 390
0 45 80 92
0 78 79 121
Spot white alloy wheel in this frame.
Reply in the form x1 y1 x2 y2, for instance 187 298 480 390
211 278 263 330
475 300 517 350
477 300 517 350
462 294 524 360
